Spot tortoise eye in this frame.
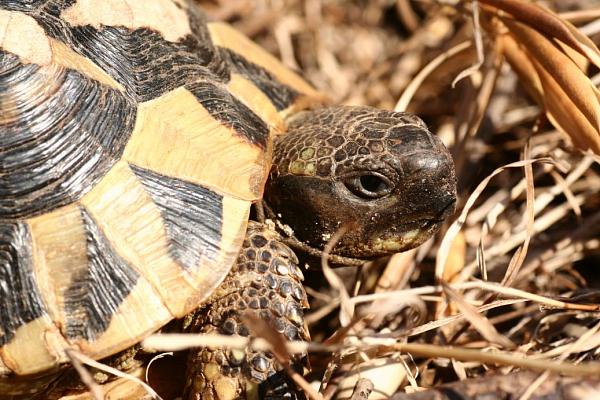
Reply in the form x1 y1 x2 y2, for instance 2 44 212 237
343 173 392 199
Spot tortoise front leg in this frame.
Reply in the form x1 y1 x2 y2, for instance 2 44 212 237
183 221 309 400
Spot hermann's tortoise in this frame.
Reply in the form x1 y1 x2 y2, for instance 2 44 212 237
0 0 457 398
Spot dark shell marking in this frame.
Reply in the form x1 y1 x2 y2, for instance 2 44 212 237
186 80 269 149
131 164 223 270
0 222 47 346
18 0 227 101
0 0 63 13
0 51 136 219
65 208 139 341
220 47 299 111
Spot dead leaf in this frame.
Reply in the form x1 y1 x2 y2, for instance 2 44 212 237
503 18 600 139
480 0 600 68
442 283 516 349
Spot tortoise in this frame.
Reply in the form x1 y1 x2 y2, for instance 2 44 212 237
0 0 457 398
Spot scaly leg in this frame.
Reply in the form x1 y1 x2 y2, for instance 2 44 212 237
184 221 309 400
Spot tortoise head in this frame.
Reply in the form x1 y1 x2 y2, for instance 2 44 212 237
265 106 457 259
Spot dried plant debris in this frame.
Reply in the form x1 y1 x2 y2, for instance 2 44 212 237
388 370 600 400
57 0 600 398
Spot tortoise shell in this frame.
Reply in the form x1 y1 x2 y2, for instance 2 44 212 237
0 0 325 378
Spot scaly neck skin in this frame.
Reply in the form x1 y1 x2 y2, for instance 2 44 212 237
265 105 457 259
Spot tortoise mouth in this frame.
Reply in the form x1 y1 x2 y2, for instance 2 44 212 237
436 198 458 221
373 220 439 252
338 221 434 258
404 196 457 228
351 199 456 257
